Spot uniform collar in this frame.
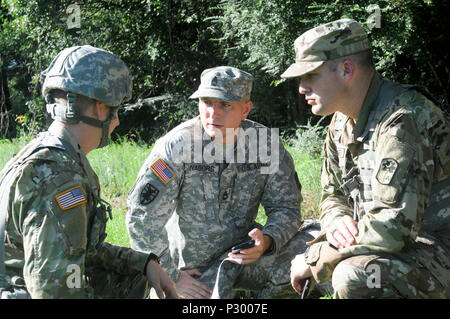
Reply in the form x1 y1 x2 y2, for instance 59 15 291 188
48 121 82 153
352 72 383 139
48 122 100 191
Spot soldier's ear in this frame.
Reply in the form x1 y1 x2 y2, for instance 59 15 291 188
341 59 355 82
241 100 253 119
92 101 109 120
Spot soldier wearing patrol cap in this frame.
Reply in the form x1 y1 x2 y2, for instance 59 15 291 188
0 45 177 298
126 66 325 299
286 19 450 298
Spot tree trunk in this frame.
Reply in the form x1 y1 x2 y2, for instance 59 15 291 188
289 79 307 125
1 64 13 138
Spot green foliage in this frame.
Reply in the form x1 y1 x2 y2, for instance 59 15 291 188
0 134 33 168
290 118 328 159
87 135 154 246
212 0 314 130
215 0 449 132
288 120 328 218
88 135 152 197
1 0 448 141
118 92 199 143
1 0 225 141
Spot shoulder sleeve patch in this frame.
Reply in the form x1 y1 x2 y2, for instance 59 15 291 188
140 183 159 205
375 158 399 185
372 136 415 204
55 186 87 210
150 158 175 184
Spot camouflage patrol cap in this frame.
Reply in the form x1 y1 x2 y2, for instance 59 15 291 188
41 45 132 106
189 66 253 102
281 19 371 78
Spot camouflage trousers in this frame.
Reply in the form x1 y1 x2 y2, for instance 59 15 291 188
194 220 329 299
332 234 450 299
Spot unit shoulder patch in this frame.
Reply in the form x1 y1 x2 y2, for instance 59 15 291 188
55 186 87 210
140 183 159 205
375 158 399 185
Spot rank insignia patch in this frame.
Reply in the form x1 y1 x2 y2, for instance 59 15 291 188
150 158 175 184
140 183 159 205
55 186 87 210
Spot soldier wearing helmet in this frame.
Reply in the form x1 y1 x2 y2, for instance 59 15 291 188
286 19 449 298
0 45 177 298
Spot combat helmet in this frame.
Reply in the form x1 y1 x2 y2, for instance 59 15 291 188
41 45 132 148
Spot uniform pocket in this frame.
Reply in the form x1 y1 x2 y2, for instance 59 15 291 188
230 170 259 223
52 206 88 257
413 235 450 288
48 185 89 257
180 170 216 224
86 199 110 254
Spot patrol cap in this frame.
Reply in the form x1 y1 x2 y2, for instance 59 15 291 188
41 45 132 106
281 19 371 79
189 66 253 102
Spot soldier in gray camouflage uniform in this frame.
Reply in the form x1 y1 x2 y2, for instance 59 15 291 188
126 66 320 299
286 19 449 298
0 45 177 299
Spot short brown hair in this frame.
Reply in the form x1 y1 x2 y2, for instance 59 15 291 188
326 49 375 72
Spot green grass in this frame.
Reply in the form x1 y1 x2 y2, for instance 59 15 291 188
87 137 152 247
1 125 325 247
287 144 323 219
0 135 33 167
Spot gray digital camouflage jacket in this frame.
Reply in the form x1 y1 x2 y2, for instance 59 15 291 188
126 117 303 281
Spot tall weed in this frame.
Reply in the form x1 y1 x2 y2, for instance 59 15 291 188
0 134 34 168
88 136 153 246
288 119 328 219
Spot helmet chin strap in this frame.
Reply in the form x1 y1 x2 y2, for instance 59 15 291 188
77 105 118 149
77 114 112 149
72 93 118 148
46 93 117 149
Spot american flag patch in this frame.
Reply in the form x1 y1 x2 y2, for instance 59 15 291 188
55 186 87 210
150 158 175 184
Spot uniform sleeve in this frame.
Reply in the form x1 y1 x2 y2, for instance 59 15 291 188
89 242 150 276
126 138 183 281
15 163 91 298
260 140 303 254
347 97 448 256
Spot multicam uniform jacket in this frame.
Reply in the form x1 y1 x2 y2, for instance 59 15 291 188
305 73 450 293
127 117 302 281
0 123 149 298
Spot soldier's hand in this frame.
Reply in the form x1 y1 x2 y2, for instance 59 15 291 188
145 259 178 299
326 215 358 249
175 269 212 299
228 228 271 265
290 253 312 295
